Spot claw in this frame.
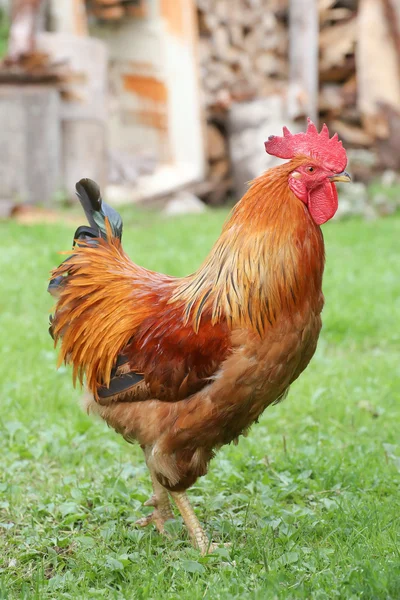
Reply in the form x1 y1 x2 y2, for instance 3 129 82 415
135 494 174 535
144 495 157 508
135 514 154 528
200 541 232 556
135 510 173 535
135 476 174 536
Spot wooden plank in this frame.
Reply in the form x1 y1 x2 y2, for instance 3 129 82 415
357 0 400 138
319 19 356 74
331 119 374 146
288 0 318 121
0 85 61 205
206 123 226 161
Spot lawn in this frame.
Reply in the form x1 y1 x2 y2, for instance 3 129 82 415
0 10 8 59
0 207 399 599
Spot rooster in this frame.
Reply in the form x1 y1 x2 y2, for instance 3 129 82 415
49 119 350 554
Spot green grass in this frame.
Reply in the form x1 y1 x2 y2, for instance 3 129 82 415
0 11 8 59
0 208 399 599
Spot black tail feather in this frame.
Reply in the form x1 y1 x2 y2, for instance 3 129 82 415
48 179 122 320
75 178 123 241
75 179 102 228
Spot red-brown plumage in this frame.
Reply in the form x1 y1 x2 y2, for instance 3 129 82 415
126 307 231 401
50 121 349 547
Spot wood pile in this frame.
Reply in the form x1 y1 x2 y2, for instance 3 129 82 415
197 0 289 110
197 0 400 201
319 0 400 173
197 0 289 202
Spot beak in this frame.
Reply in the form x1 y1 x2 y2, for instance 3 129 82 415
329 171 352 183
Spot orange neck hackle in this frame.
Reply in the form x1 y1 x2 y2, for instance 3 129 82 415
172 160 325 336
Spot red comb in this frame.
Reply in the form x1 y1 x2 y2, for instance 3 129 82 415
264 118 347 173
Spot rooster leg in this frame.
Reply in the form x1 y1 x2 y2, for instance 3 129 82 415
136 471 174 534
170 491 216 555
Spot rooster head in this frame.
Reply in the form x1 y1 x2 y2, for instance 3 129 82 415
264 118 351 225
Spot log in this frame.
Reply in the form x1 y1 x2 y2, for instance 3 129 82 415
212 25 230 59
376 104 400 170
126 3 148 18
330 119 375 146
95 0 124 4
209 158 230 182
228 96 297 198
357 0 400 138
206 123 226 161
92 5 125 19
319 19 356 75
254 52 286 77
228 23 244 48
288 0 318 121
319 84 345 113
215 0 229 22
206 177 233 205
342 75 357 106
382 0 400 58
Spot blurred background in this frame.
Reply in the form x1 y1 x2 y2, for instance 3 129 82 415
0 0 399 218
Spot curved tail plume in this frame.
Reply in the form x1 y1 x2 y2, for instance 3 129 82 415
75 178 123 241
48 178 123 309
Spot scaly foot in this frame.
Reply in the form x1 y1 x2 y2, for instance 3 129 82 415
135 493 174 535
170 490 226 555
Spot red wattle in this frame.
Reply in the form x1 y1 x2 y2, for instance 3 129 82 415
308 182 338 225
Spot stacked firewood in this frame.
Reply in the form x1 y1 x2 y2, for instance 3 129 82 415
198 0 400 200
197 0 289 109
197 0 288 202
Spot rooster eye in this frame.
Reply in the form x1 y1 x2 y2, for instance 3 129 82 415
307 166 314 173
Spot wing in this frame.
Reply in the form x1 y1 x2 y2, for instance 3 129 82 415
49 224 232 404
96 307 232 405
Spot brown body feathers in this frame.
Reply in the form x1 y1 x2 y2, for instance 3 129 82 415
51 160 325 492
